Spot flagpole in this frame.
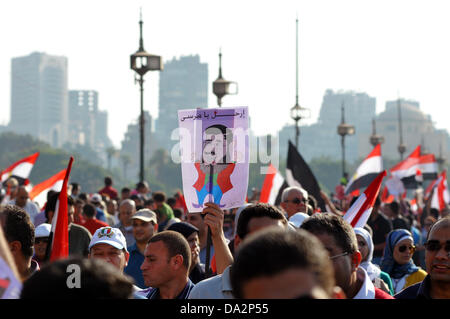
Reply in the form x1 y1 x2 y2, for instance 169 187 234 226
204 164 214 278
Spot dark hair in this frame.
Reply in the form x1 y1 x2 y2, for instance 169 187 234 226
173 208 183 219
230 227 335 298
104 176 113 186
167 197 177 206
152 191 166 203
121 187 130 193
307 194 318 215
45 192 74 220
82 203 96 219
301 213 358 255
71 183 79 191
78 193 88 201
148 231 191 270
144 198 154 206
236 203 288 240
20 257 133 299
388 201 400 216
0 205 35 258
136 181 149 190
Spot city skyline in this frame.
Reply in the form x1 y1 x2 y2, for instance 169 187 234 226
1 0 450 149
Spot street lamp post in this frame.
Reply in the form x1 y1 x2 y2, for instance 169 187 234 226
290 17 310 150
130 11 163 183
212 50 237 107
370 118 384 147
437 142 446 172
397 97 406 161
337 103 355 178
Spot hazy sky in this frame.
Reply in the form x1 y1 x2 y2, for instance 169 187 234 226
1 0 450 148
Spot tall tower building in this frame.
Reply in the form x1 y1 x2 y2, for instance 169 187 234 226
155 55 208 151
9 52 68 147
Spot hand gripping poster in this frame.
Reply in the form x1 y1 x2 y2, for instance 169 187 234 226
178 107 249 213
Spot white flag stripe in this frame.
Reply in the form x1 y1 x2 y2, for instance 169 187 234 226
343 193 367 225
353 207 373 229
286 168 302 188
268 172 285 204
391 164 419 180
419 162 438 173
1 162 34 182
32 180 64 208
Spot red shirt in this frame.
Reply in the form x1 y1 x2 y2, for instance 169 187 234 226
98 186 118 200
81 218 109 235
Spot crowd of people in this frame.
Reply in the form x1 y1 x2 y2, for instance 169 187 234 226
0 174 449 300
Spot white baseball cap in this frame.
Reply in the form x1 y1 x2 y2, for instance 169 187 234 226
89 227 128 252
289 213 310 228
35 223 51 238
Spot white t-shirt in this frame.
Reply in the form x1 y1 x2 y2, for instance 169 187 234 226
8 199 40 225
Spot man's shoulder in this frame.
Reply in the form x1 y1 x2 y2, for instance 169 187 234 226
188 273 224 298
394 282 422 299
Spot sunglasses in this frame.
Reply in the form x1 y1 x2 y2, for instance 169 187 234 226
285 198 307 205
398 245 416 253
424 240 450 253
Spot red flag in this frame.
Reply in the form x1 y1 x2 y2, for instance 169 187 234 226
431 170 450 211
259 164 285 204
49 157 74 262
343 170 386 228
29 169 66 208
0 152 40 185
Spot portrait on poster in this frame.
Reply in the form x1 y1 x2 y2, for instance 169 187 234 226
178 107 249 212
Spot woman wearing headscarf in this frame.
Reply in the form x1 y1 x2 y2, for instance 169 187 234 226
354 227 394 295
380 229 427 294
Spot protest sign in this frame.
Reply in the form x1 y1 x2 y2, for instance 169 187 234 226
178 107 249 212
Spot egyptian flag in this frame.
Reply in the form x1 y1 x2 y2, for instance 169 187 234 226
46 157 74 262
29 169 66 208
431 170 450 211
345 144 383 195
279 141 326 211
419 154 438 180
343 170 386 228
390 145 421 189
0 152 40 186
259 164 286 205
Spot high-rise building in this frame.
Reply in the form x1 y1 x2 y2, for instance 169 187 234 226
68 90 111 150
279 89 376 162
9 52 68 147
155 55 208 151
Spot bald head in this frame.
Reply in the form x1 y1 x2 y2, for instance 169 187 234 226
16 186 29 208
119 199 136 227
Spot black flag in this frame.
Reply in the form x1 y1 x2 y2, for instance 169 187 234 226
275 141 326 211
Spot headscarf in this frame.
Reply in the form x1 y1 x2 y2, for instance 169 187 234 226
380 229 419 279
354 227 381 281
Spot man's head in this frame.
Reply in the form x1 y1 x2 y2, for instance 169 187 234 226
168 222 201 267
235 203 288 249
20 256 134 299
104 176 113 186
424 217 450 284
280 186 309 217
186 212 207 237
82 203 97 220
118 199 136 227
88 227 129 272
152 191 166 208
70 182 80 196
385 201 400 218
15 186 30 208
0 205 35 277
230 227 336 299
121 187 131 200
140 230 191 289
301 213 361 296
45 192 75 224
131 209 158 244
136 181 150 195
90 193 102 207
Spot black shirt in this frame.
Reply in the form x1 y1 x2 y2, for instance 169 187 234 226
368 212 392 258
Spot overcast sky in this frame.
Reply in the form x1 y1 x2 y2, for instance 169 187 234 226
1 0 450 148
